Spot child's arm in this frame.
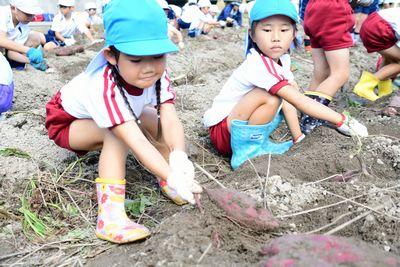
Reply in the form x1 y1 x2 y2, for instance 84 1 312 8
159 103 186 152
277 85 368 137
278 85 342 124
111 120 171 180
0 32 29 54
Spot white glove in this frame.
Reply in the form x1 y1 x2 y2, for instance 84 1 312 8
64 38 76 46
178 41 185 50
91 38 104 45
336 114 368 137
167 171 196 204
169 150 194 179
169 150 203 194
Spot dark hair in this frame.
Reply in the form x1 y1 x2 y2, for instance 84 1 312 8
249 19 300 54
108 46 162 141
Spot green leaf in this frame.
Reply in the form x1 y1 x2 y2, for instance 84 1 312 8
0 148 31 159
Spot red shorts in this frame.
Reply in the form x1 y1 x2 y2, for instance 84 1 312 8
360 12 397 53
45 92 88 156
304 0 355 51
209 117 232 156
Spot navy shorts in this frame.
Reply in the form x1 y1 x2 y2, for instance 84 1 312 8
354 0 379 14
177 18 191 29
44 30 66 47
4 50 25 70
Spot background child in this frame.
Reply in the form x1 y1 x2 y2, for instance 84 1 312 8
0 53 13 120
45 0 202 244
217 1 243 28
300 0 373 135
178 0 199 30
353 0 379 44
188 0 219 38
203 0 368 170
157 0 185 49
83 2 103 29
43 0 95 51
0 0 46 71
353 7 400 102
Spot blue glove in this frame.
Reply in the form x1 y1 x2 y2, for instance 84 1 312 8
30 61 48 71
26 47 43 64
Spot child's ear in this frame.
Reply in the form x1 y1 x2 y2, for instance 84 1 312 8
103 48 117 65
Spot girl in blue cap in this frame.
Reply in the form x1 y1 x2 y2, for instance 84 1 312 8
45 0 202 244
203 0 369 170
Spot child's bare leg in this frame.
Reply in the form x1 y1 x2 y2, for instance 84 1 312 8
98 129 129 178
375 46 400 80
69 118 128 178
6 50 29 63
44 42 57 51
281 100 302 140
227 88 281 128
309 48 329 90
139 106 170 160
25 32 44 48
316 48 350 97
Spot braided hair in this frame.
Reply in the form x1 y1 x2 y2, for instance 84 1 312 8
108 46 163 141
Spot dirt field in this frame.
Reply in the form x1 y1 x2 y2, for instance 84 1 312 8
0 26 399 266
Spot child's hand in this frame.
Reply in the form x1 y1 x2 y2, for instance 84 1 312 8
336 114 368 137
169 150 195 180
64 38 76 46
167 171 197 204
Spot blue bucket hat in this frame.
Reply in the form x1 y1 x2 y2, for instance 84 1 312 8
103 0 178 56
249 0 299 25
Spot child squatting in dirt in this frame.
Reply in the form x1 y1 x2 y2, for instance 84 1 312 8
0 0 47 71
299 0 374 135
202 0 369 170
45 0 202 244
353 7 400 116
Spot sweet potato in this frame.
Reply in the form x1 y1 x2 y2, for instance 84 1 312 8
261 234 400 267
205 188 279 231
55 45 85 56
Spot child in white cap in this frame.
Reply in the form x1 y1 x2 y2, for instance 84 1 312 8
83 2 102 28
45 0 202 244
203 0 369 170
157 0 185 49
188 0 220 38
0 53 13 119
43 0 96 51
0 0 47 71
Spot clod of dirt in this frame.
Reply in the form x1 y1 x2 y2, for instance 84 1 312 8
205 188 279 231
260 234 400 267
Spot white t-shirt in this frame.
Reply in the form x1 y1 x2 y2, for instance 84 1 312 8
180 5 203 24
60 65 176 128
0 53 13 85
51 12 89 38
379 8 400 41
189 11 212 30
0 5 30 44
203 48 294 127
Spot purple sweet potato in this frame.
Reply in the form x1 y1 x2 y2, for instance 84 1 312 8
205 188 279 231
260 234 400 267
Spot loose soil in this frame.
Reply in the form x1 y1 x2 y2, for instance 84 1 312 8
0 25 399 266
